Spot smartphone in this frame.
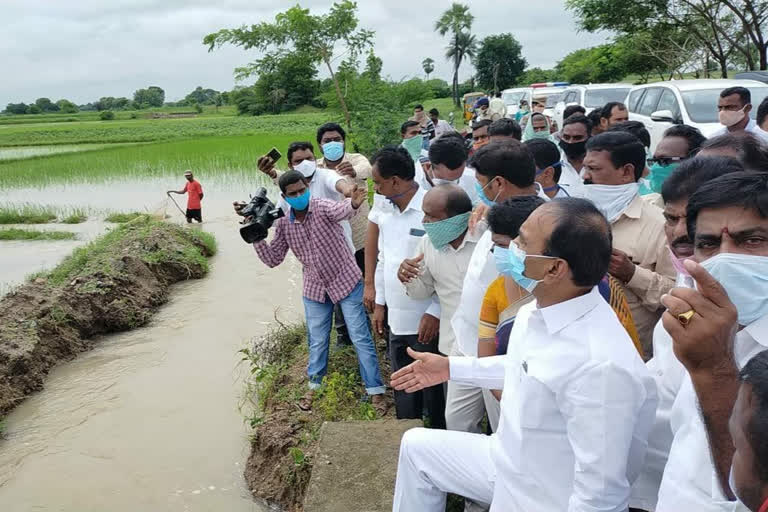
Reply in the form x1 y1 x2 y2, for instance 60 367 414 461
409 228 426 237
267 147 282 163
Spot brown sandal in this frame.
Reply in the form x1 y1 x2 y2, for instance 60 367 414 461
298 390 315 411
372 394 389 417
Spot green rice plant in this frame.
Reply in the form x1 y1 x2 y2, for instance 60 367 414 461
0 205 57 224
61 208 87 224
0 228 76 241
105 212 145 223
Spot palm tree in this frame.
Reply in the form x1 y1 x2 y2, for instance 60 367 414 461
422 57 435 80
434 2 474 106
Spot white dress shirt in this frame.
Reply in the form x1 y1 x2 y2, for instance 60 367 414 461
450 189 550 357
630 320 687 510
712 118 768 143
373 187 440 336
405 231 478 354
278 167 354 251
559 155 587 198
656 313 768 512
450 287 658 511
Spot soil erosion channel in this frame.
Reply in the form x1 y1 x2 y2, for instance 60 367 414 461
0 198 302 511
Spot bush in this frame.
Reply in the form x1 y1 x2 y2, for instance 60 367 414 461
100 110 115 121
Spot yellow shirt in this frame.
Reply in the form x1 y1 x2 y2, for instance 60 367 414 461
612 195 676 358
318 152 372 252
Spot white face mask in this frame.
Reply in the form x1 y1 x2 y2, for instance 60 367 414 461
700 252 768 326
719 107 746 127
294 159 317 178
584 182 639 223
432 177 459 186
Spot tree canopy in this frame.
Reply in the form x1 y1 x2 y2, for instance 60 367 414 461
475 33 526 93
132 86 165 108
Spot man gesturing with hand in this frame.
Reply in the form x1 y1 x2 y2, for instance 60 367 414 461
655 172 768 511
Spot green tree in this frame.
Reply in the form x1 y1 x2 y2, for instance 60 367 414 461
435 2 475 106
517 67 557 85
34 98 59 112
133 86 165 108
100 110 115 120
475 33 527 93
362 50 383 82
555 44 631 83
422 57 435 80
56 99 78 114
183 86 220 106
4 103 28 114
204 1 373 128
27 104 42 114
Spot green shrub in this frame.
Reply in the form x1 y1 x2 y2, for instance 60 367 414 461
100 110 115 121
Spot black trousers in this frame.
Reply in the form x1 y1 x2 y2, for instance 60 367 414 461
389 333 446 429
334 248 366 345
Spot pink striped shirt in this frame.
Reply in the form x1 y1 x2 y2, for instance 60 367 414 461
254 198 361 303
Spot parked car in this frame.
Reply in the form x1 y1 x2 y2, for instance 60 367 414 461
553 84 633 128
626 79 768 151
501 83 570 121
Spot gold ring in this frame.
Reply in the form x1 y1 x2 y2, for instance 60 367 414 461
677 309 695 326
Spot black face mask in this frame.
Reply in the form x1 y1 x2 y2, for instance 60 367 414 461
559 139 587 159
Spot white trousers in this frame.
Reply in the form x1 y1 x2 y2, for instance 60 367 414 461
393 427 497 512
445 381 501 433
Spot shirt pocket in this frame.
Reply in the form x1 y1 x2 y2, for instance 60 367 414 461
518 373 557 431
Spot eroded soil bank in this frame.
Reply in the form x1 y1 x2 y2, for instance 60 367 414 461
0 217 216 416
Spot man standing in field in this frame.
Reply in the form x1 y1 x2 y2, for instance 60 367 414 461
168 170 203 223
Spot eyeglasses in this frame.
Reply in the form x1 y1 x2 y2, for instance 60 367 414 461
647 156 687 167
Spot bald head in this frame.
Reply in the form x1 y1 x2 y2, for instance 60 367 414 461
422 184 472 222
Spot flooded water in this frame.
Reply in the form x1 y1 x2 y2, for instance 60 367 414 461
0 178 303 511
0 144 135 161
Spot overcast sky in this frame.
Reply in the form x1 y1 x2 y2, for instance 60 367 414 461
0 0 609 106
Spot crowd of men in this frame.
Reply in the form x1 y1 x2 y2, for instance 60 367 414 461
242 85 768 512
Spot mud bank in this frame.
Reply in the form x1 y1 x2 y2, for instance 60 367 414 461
0 216 216 417
241 323 394 512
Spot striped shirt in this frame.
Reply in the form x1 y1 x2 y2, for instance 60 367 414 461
253 198 361 303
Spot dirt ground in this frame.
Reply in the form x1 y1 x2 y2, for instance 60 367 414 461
243 328 395 512
0 220 214 417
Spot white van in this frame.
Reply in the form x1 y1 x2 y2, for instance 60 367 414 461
553 84 632 128
626 79 768 151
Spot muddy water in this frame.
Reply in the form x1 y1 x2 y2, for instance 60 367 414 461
0 180 303 511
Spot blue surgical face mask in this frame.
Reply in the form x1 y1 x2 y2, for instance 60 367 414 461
423 212 471 250
700 252 768 326
285 189 311 211
475 179 499 207
322 141 344 162
494 241 556 292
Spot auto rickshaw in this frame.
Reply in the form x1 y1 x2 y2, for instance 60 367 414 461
462 91 485 123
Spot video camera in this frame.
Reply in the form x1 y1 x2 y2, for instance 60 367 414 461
239 187 284 244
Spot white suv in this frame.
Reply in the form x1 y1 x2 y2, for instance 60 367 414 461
553 84 633 128
626 79 768 151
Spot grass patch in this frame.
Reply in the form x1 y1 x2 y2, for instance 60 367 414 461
61 208 87 224
105 212 145 223
0 228 76 241
32 216 215 288
0 205 57 224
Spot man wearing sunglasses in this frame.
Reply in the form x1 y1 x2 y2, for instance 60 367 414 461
642 125 708 205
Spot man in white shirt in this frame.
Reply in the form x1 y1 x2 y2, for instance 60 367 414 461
525 138 576 199
429 108 456 140
370 145 444 428
416 133 478 203
654 172 768 511
558 114 591 190
488 92 508 121
713 86 768 142
447 141 549 434
256 141 356 251
399 185 476 356
391 197 658 511
630 156 746 511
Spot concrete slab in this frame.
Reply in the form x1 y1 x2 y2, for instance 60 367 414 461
304 419 422 512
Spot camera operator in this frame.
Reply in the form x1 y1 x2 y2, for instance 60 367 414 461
250 170 388 415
